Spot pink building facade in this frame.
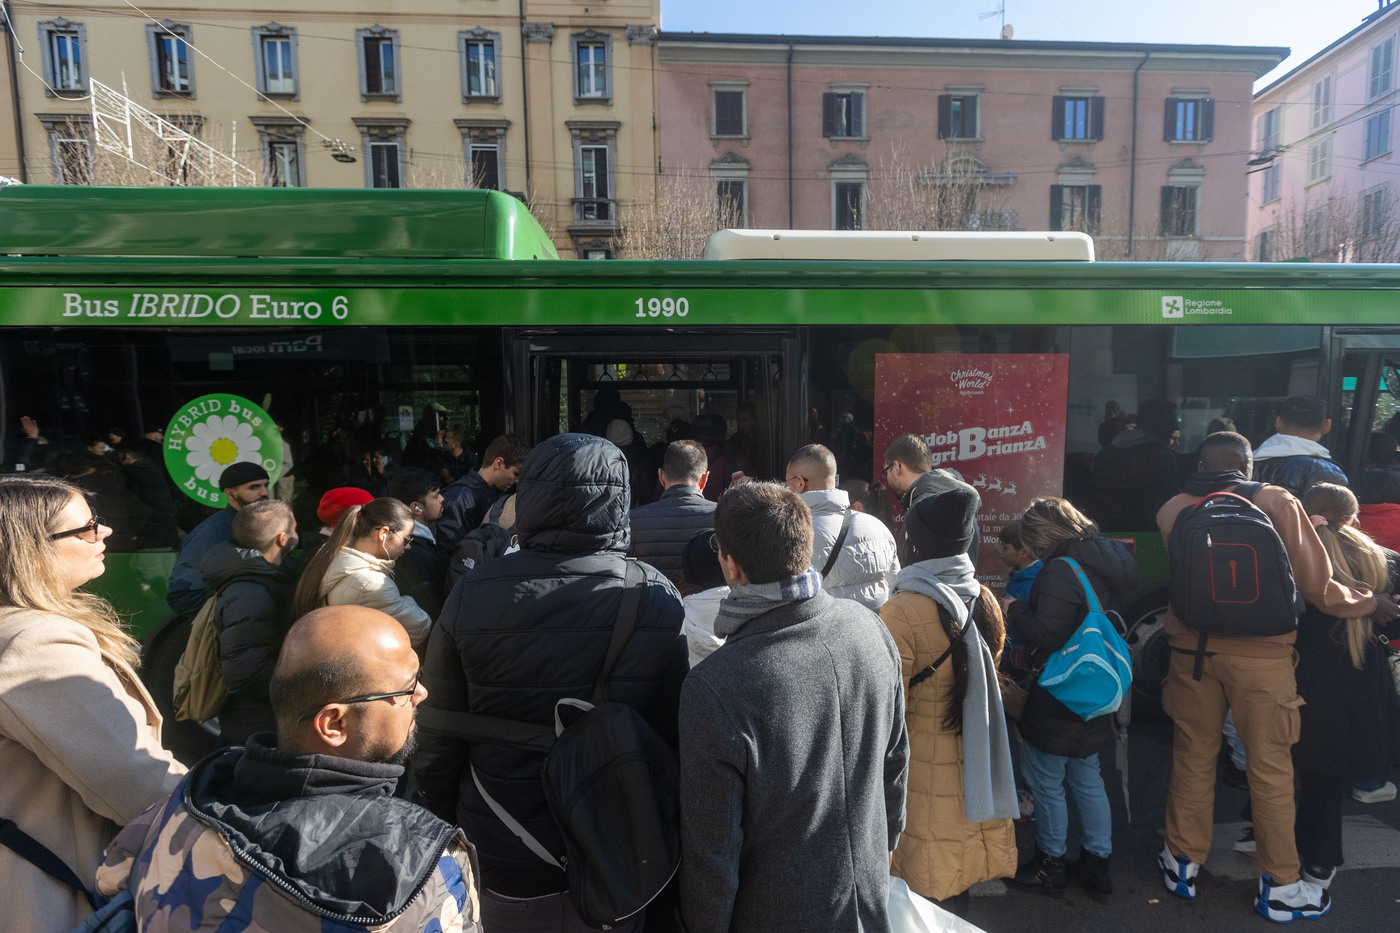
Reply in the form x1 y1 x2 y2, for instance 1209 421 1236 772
1250 3 1400 262
658 34 1284 260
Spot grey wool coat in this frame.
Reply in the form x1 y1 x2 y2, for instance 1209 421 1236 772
678 590 909 933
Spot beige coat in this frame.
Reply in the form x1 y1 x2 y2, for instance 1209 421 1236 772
320 547 431 650
0 608 185 933
881 591 1017 901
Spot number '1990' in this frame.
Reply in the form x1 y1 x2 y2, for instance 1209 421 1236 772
634 297 689 318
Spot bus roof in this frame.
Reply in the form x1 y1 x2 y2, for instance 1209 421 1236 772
0 186 559 261
702 229 1095 262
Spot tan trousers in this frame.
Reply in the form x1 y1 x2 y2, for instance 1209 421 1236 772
1162 650 1303 884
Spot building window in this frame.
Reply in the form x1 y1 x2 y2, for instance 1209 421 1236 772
38 114 94 184
1365 109 1392 162
712 84 747 138
268 141 299 187
1052 96 1104 141
1304 207 1329 256
38 19 87 97
568 121 619 225
1311 75 1333 131
938 94 978 139
253 24 298 99
460 29 501 102
1256 228 1275 262
252 117 307 187
1372 38 1395 102
1049 185 1101 233
1160 185 1198 237
823 90 865 138
147 22 193 97
833 182 864 230
356 27 399 101
1257 107 1280 153
1261 163 1281 204
1362 185 1390 241
155 116 203 186
715 179 747 226
470 145 501 190
456 120 509 190
1307 136 1333 185
1164 97 1214 142
353 118 409 188
572 32 611 104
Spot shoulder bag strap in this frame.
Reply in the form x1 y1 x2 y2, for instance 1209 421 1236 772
907 595 977 689
592 560 646 706
821 510 854 579
1057 557 1105 616
469 767 564 870
0 818 97 909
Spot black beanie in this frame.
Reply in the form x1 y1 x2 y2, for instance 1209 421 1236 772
219 461 271 490
904 488 977 562
682 529 726 591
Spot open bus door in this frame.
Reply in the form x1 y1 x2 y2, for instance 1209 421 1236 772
505 329 804 496
1336 337 1400 480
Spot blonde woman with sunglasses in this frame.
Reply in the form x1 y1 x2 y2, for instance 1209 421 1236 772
0 475 184 933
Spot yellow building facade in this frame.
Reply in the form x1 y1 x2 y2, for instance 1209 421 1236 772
0 1 660 256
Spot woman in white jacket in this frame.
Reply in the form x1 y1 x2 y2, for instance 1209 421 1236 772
292 497 431 651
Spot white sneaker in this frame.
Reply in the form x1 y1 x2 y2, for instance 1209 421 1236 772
1255 875 1331 923
1159 844 1200 899
1350 780 1396 804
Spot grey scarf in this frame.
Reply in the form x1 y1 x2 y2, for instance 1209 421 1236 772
714 569 823 638
893 555 1019 823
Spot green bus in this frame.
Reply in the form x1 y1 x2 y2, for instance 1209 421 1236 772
4 184 1399 756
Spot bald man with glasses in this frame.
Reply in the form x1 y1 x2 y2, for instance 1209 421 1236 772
94 606 483 933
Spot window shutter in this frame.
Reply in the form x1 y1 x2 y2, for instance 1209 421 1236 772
964 96 978 138
822 93 836 137
851 92 864 137
1164 98 1178 141
1090 97 1105 140
1200 99 1215 142
1160 186 1174 235
937 94 952 139
1049 185 1064 230
1087 185 1102 231
1051 96 1066 140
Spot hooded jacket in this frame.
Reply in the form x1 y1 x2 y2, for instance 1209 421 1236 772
1004 535 1138 758
804 488 899 611
627 482 716 587
414 434 688 898
95 739 481 933
200 542 297 744
1251 433 1348 498
319 547 431 651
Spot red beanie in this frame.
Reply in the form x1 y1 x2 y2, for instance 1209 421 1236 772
317 487 374 526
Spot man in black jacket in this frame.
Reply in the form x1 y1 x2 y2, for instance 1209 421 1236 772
387 467 449 622
436 434 529 552
1252 395 1349 497
628 439 715 588
414 433 688 933
201 498 299 744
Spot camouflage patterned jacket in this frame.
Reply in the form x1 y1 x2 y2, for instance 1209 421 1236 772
94 740 482 933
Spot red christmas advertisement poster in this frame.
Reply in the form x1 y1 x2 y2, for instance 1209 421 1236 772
875 353 1071 587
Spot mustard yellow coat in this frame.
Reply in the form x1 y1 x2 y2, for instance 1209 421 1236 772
880 589 1018 901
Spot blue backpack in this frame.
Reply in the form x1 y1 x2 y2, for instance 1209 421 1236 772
1037 557 1133 721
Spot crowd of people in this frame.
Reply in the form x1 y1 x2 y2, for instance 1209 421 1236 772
2 393 1398 932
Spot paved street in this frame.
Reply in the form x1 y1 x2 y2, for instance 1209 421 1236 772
963 721 1400 933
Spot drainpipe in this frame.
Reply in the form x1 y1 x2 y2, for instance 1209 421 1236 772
1127 51 1149 257
787 42 794 228
519 0 532 194
3 1 27 182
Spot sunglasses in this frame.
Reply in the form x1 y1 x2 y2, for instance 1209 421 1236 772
50 514 104 543
297 672 421 723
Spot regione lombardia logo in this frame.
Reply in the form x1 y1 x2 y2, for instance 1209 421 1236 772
1161 296 1185 319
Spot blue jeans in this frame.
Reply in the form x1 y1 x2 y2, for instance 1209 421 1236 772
1020 743 1113 859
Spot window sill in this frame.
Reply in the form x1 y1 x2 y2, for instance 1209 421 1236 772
153 89 196 100
1168 139 1210 148
1304 175 1332 188
44 87 88 99
1361 151 1392 165
1056 138 1100 148
574 96 613 107
938 136 983 143
712 134 750 147
463 94 504 105
258 93 300 102
360 93 403 104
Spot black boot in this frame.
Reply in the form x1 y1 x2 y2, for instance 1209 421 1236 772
1069 851 1112 901
1013 848 1068 894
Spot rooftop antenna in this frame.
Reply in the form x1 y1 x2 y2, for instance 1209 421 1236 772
979 2 1007 36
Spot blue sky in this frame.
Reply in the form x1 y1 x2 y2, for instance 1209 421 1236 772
661 0 1384 89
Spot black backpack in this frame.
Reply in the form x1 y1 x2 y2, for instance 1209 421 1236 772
1167 482 1304 642
446 496 516 586
418 561 680 930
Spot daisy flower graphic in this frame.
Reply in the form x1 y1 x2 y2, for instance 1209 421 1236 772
185 414 263 483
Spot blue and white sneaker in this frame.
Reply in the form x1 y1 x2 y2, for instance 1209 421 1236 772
1255 875 1331 923
1159 844 1200 899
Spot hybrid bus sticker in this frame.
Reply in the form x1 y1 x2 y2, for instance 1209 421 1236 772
163 394 283 507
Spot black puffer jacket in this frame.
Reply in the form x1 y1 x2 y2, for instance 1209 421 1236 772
201 542 297 744
1006 535 1138 758
1253 455 1348 499
627 483 716 587
414 434 688 898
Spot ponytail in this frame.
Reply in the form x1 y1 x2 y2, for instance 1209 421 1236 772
1302 483 1389 670
291 497 414 618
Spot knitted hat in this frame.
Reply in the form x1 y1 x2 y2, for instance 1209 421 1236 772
218 461 271 490
316 486 374 525
904 488 978 562
682 529 726 591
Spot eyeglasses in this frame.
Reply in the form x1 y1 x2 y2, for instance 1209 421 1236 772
297 672 421 723
50 514 104 543
882 463 894 476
